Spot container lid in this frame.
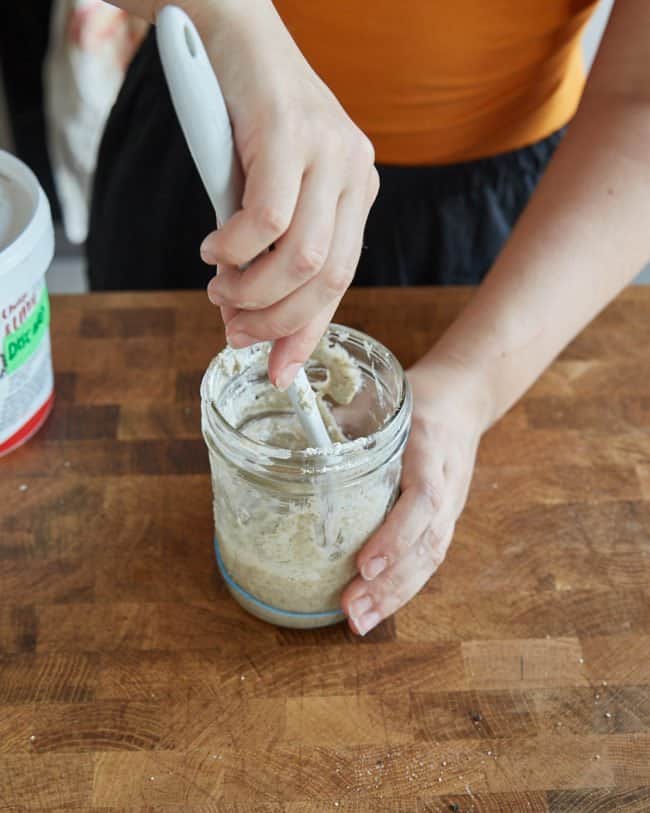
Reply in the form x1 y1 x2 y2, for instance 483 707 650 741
0 150 54 284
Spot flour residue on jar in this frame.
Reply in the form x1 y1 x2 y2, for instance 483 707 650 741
212 335 367 449
201 326 409 619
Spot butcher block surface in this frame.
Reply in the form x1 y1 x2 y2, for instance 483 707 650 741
2 287 650 811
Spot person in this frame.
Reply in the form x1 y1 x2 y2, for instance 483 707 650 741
94 0 650 636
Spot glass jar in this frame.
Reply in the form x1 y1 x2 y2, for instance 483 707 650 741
200 324 412 629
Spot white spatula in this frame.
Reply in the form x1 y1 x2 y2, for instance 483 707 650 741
156 6 332 449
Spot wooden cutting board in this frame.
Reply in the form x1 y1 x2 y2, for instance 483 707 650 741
1 287 650 811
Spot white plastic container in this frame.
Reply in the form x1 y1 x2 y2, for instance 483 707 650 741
0 150 55 456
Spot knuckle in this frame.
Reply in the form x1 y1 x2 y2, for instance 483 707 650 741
415 529 444 569
255 204 291 238
266 313 297 339
293 244 327 278
368 166 380 201
220 251 243 267
222 276 255 307
234 285 262 310
208 238 241 268
419 480 444 515
417 521 454 573
356 134 375 165
380 571 408 608
323 263 355 298
392 528 411 558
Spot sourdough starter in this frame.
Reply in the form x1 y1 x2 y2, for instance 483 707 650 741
202 330 407 622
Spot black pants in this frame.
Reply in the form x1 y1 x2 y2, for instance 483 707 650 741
88 30 565 290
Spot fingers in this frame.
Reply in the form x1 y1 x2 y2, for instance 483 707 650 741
208 264 336 390
200 136 304 266
220 304 239 326
205 158 342 311
207 264 240 326
342 520 455 636
209 268 336 390
222 172 372 349
355 484 444 581
268 302 338 390
341 475 454 636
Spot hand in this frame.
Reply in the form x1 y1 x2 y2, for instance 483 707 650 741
340 360 488 636
196 1 379 390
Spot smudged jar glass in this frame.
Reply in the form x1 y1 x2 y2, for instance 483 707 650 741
200 324 412 629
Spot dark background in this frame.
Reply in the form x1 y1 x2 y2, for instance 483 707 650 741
0 1 61 222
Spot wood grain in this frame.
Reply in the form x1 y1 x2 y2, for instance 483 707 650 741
1 287 650 810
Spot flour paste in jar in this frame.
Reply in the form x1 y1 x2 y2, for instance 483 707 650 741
201 327 411 626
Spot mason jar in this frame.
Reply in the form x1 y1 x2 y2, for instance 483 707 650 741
200 324 412 629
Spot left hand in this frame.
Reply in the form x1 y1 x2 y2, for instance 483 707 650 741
340 360 487 636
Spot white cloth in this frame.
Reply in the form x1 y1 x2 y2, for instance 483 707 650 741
44 0 145 243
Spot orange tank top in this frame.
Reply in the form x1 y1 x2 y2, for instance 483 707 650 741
273 1 598 165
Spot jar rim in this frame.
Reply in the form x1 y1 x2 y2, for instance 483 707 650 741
200 324 412 479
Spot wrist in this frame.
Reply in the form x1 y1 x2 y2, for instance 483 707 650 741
408 348 495 436
153 0 274 39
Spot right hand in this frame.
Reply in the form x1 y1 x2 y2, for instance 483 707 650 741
194 0 379 389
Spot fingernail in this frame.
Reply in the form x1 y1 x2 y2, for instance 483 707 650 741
275 363 302 391
227 331 257 349
356 610 381 636
349 595 373 619
361 556 387 581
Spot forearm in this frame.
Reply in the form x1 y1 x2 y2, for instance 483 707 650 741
107 0 243 24
416 0 650 432
107 0 302 116
420 93 650 430
106 0 277 42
